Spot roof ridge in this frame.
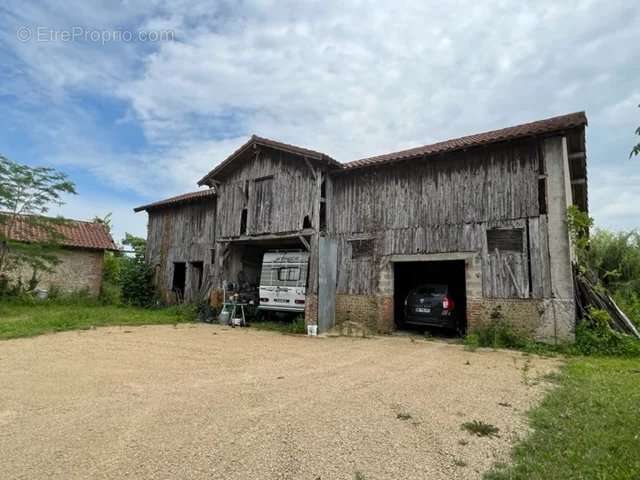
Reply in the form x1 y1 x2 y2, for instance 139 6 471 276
343 111 587 169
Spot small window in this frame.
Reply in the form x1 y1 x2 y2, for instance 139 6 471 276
278 267 300 281
350 239 374 259
210 248 216 265
487 228 523 253
538 177 548 215
240 208 248 235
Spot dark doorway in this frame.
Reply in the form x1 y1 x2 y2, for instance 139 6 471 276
172 262 186 300
393 260 467 335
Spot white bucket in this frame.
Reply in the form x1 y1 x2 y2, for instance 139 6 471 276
35 289 48 300
307 325 318 336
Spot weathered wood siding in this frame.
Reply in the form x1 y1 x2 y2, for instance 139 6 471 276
146 199 216 301
330 139 550 299
216 149 318 238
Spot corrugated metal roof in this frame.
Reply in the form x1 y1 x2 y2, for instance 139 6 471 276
3 215 118 251
133 188 216 212
343 111 587 170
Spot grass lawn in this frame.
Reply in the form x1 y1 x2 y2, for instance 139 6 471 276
0 302 195 340
486 356 640 480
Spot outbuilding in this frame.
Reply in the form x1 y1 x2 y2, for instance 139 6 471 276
135 111 588 342
2 215 117 296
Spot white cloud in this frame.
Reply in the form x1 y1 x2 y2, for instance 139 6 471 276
2 0 640 233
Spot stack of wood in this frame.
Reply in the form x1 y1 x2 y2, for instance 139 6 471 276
574 269 640 340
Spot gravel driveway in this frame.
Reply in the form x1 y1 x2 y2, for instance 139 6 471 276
0 324 560 479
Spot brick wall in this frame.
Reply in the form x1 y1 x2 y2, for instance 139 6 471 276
8 248 105 296
467 297 575 343
467 298 544 336
335 294 378 333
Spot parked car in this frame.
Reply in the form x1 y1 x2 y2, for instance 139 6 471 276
402 284 459 331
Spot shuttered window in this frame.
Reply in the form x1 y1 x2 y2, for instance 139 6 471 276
487 228 523 253
350 239 374 259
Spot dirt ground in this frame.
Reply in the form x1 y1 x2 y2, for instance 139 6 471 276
0 324 561 480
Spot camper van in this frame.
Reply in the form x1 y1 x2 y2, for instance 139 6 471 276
258 250 309 313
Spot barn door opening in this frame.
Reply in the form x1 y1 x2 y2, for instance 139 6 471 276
190 261 204 296
393 260 466 336
172 262 186 302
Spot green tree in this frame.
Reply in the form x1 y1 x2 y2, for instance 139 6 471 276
0 155 76 285
119 233 155 307
631 104 640 158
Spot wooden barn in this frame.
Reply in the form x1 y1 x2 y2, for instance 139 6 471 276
135 111 588 342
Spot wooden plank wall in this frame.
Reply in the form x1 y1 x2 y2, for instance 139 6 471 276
146 199 216 300
216 148 319 238
329 139 552 299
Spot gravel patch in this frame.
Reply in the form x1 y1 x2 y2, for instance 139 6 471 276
0 324 561 479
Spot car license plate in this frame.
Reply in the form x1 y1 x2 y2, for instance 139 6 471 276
415 307 431 313
275 298 286 303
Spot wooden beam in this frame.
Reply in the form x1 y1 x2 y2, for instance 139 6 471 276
571 178 586 185
568 151 586 161
217 228 316 243
303 157 317 179
298 235 311 251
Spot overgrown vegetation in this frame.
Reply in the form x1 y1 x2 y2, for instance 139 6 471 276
0 300 196 340
465 305 640 357
118 233 156 307
568 206 640 328
573 308 640 357
485 358 640 479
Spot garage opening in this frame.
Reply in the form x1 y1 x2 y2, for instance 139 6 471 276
393 260 467 336
221 236 310 325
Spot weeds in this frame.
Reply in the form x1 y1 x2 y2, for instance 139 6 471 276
396 412 412 420
461 420 500 438
464 305 640 358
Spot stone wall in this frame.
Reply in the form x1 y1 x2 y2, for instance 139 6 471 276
467 297 575 343
8 248 105 296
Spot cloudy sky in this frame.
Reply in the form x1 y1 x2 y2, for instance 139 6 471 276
1 0 638 243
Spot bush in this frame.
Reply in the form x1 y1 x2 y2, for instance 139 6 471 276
119 257 155 307
613 289 640 328
572 308 640 357
465 306 529 349
118 234 156 307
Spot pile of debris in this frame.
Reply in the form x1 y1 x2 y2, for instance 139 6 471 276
574 270 640 340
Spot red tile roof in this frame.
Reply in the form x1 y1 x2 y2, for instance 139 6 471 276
198 135 340 185
137 111 587 215
3 215 118 251
134 188 216 212
343 111 587 170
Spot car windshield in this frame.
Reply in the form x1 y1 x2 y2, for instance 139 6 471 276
414 285 446 296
